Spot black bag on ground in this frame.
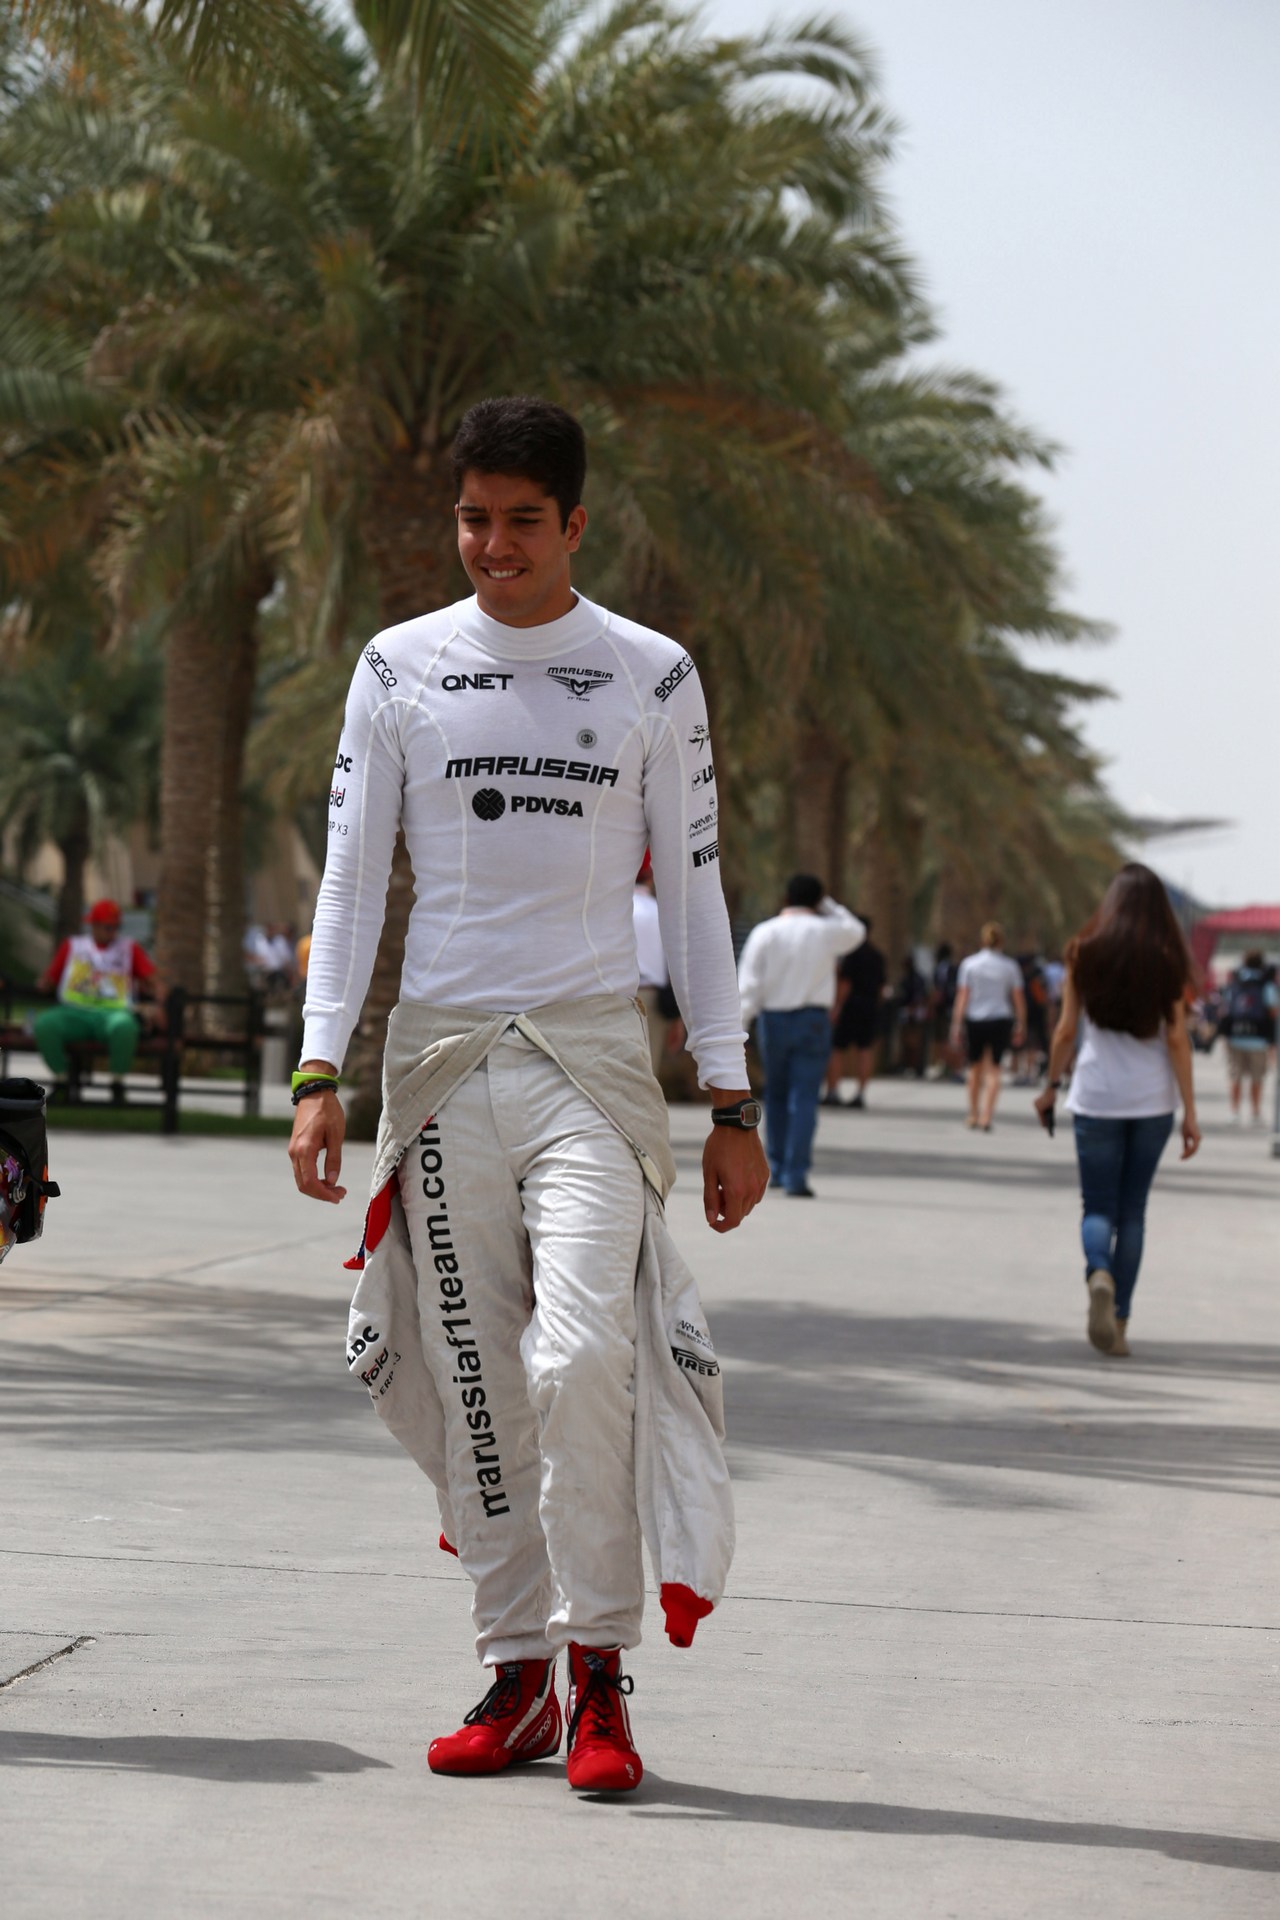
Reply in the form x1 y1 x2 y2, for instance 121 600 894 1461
0 1078 60 1248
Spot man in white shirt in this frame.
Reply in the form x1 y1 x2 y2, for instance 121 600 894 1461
287 396 767 1795
738 875 864 1196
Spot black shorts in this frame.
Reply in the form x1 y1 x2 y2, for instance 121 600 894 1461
833 996 880 1051
965 1017 1013 1066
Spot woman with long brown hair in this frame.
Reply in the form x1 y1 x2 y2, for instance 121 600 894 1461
1035 864 1201 1356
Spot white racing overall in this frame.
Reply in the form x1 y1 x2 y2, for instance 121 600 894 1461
305 592 748 1666
345 999 734 1664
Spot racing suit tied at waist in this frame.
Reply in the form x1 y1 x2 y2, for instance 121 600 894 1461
347 992 734 1646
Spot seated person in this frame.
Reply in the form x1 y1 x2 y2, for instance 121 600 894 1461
34 900 163 1106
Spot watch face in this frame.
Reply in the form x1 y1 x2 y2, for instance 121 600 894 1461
740 1100 763 1127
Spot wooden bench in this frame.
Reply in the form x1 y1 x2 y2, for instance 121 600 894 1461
0 985 266 1134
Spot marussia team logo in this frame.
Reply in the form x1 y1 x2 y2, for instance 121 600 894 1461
688 723 709 753
546 666 614 701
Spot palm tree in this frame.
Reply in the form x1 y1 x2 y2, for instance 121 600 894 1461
8 1 919 1122
3 1 1124 1112
0 621 160 938
3 0 544 1012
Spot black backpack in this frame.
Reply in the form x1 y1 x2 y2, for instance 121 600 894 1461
1224 970 1275 1044
0 1078 60 1248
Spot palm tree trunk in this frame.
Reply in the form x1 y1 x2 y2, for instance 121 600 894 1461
211 582 268 1002
858 749 926 967
791 719 850 896
155 620 224 995
55 798 91 941
340 452 454 1138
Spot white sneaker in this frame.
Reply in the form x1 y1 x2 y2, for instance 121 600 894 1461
1086 1270 1117 1353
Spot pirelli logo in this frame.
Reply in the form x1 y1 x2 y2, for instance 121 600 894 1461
692 842 719 869
671 1344 720 1377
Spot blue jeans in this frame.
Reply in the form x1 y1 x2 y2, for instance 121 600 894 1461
1072 1113 1174 1319
757 1007 831 1192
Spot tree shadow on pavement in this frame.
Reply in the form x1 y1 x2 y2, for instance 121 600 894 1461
0 1282 384 1455
715 1302 1280 1503
630 1775 1279 1871
0 1729 391 1783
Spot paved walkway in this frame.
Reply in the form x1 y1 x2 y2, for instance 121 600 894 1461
2 1071 1276 1918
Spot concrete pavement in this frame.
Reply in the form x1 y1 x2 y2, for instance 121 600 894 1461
1 1069 1277 1918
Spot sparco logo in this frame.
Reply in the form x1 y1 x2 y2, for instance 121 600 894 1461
692 841 719 868
363 644 397 689
655 653 694 702
692 762 715 791
546 666 614 700
446 754 619 787
442 672 513 691
472 789 506 821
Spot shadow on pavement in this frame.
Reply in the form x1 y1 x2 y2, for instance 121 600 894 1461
674 1136 1276 1206
715 1302 1280 1502
0 1729 391 1782
632 1775 1280 1872
1 1281 382 1455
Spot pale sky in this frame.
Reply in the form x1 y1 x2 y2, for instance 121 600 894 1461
706 0 1280 907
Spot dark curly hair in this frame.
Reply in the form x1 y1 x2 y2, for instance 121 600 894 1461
1066 863 1192 1038
451 396 586 530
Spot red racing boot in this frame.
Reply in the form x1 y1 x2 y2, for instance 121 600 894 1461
427 1658 561 1776
565 1644 643 1793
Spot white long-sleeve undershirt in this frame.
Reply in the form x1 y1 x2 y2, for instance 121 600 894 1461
302 593 748 1089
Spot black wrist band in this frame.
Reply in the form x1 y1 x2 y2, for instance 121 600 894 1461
291 1078 339 1107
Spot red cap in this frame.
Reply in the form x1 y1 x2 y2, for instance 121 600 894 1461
87 899 122 927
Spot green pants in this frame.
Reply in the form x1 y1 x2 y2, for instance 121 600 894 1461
34 1005 140 1077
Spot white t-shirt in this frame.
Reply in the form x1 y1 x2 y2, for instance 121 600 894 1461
1066 1012 1177 1118
302 593 748 1089
737 901 865 1022
957 948 1024 1022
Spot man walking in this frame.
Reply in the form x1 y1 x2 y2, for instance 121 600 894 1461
738 875 864 1195
289 396 767 1794
824 916 886 1109
1220 950 1278 1125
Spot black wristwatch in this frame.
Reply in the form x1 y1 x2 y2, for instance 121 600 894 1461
710 1098 763 1130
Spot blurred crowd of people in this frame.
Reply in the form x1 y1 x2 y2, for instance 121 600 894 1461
631 859 1273 1360
243 922 308 994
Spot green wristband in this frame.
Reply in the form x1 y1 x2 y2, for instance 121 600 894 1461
291 1070 340 1094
